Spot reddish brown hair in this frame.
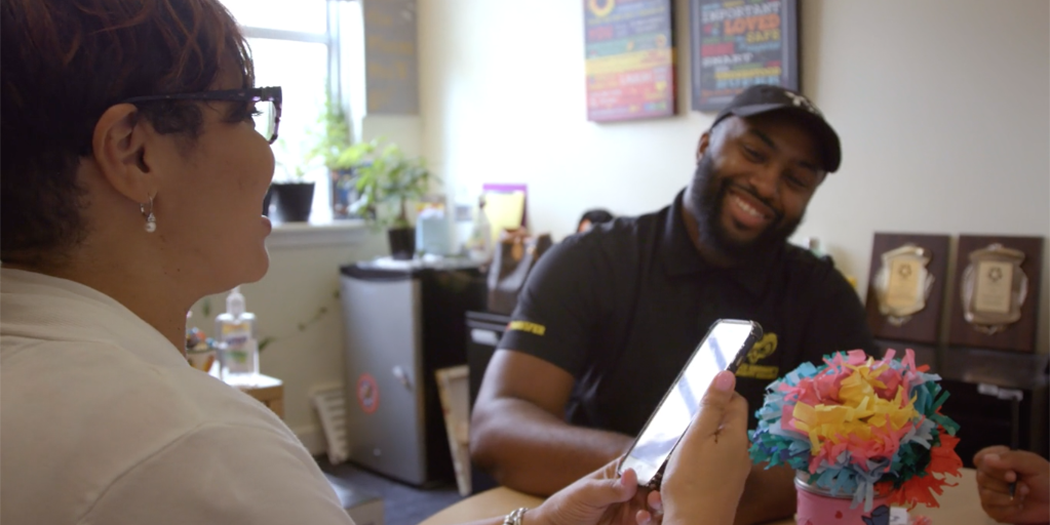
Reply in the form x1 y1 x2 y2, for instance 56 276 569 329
1 0 254 265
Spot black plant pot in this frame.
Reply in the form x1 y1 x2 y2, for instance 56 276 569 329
387 227 416 260
271 182 315 222
262 186 273 216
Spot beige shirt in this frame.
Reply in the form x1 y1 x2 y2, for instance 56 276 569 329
0 268 354 525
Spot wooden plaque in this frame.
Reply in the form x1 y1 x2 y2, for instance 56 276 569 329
948 235 1044 352
865 233 950 344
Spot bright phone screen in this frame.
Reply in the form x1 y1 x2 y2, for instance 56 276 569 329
622 320 758 485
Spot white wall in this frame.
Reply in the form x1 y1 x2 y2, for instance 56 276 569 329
418 0 704 228
190 228 388 453
209 0 1048 453
417 0 1050 354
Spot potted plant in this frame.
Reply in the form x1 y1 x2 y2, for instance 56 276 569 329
267 92 357 223
306 96 358 219
270 138 317 223
345 138 436 260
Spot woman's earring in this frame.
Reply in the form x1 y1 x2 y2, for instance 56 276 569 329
141 196 157 233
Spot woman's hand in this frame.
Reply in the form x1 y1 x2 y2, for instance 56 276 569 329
526 461 657 525
974 446 1050 524
652 370 752 525
523 371 751 525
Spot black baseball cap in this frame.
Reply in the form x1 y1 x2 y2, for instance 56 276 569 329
711 84 841 173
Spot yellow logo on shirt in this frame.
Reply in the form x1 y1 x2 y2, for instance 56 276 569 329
507 320 546 336
736 333 779 380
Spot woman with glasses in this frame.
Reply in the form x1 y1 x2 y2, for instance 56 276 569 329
0 1 750 524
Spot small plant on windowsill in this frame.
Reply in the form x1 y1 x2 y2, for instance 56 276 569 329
269 138 318 223
306 93 359 220
344 137 437 260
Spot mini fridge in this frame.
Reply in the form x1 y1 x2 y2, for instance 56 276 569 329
339 259 486 486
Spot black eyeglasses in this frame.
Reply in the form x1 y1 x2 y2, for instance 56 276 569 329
122 86 283 144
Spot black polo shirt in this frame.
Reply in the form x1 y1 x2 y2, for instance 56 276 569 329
498 191 875 434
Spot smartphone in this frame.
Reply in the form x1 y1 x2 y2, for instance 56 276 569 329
618 319 763 489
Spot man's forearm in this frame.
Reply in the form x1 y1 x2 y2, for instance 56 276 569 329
471 397 633 496
732 463 796 525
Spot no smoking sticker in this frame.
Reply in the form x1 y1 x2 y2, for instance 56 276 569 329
357 373 379 414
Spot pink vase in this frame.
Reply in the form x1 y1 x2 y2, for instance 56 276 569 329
795 473 890 525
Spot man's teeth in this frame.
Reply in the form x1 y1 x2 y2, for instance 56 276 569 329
732 195 764 218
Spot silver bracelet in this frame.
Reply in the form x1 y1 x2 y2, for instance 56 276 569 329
502 507 528 525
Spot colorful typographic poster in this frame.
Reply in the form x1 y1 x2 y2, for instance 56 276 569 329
584 0 675 122
690 0 798 111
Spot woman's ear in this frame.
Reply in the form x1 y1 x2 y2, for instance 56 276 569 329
91 103 157 202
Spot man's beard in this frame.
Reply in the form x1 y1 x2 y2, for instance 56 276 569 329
688 154 803 262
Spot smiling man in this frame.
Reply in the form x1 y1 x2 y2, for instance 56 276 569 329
470 85 876 524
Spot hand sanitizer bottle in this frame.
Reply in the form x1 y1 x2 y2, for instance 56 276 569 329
466 196 493 262
215 286 258 386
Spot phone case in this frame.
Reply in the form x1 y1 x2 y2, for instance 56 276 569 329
618 318 763 489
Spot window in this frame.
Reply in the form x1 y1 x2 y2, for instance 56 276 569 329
221 0 342 223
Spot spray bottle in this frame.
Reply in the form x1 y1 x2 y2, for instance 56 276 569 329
466 195 493 262
215 286 258 386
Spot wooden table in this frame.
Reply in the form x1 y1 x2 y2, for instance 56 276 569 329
420 469 1001 525
239 374 285 419
207 364 285 419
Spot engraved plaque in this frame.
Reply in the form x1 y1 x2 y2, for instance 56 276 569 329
949 235 1043 352
865 233 949 344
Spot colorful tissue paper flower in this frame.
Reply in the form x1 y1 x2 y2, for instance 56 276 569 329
749 349 961 511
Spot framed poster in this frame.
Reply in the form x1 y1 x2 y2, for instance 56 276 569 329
584 0 675 122
689 0 799 112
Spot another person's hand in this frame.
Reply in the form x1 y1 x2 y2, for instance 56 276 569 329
652 370 752 525
974 446 1050 525
526 461 655 525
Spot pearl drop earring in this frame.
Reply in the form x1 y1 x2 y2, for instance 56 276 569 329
141 196 157 233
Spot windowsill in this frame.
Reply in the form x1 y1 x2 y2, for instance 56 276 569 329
266 218 371 249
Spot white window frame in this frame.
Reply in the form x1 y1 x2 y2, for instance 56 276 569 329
238 2 348 132
235 2 367 244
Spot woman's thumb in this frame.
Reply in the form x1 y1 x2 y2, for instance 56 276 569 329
574 468 639 509
688 371 737 438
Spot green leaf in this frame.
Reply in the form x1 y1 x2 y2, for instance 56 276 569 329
343 137 439 229
258 336 275 352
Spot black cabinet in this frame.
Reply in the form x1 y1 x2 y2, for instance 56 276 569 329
464 310 512 494
875 340 1049 468
465 311 511 408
